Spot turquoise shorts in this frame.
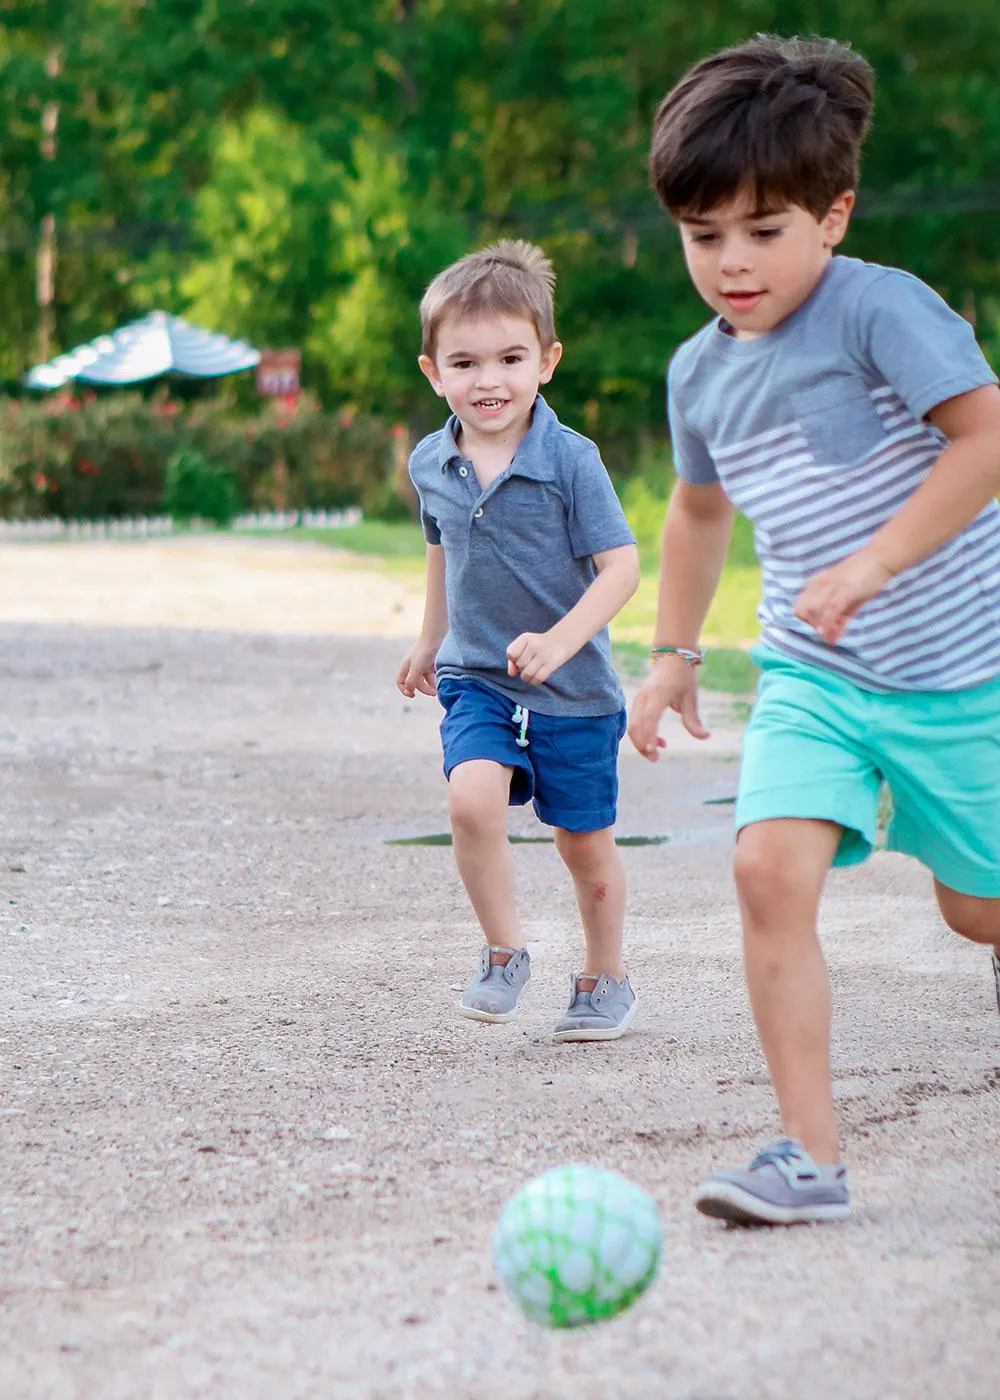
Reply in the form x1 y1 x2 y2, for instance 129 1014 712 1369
736 646 1000 897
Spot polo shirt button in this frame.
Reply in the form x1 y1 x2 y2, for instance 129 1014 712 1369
458 466 469 478
473 507 484 518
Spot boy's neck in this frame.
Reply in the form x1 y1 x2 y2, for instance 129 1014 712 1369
455 402 536 475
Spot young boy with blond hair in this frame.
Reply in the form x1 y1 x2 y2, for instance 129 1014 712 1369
630 35 1000 1223
398 240 641 1040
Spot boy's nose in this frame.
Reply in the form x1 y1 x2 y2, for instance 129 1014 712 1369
719 238 753 276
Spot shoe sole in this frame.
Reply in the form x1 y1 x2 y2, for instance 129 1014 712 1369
457 1000 519 1024
694 1182 850 1225
551 998 638 1043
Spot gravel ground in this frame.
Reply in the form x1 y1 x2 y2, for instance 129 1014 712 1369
0 538 997 1400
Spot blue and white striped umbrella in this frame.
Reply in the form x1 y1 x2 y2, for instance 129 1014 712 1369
24 311 260 389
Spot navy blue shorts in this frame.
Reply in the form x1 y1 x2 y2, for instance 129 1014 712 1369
437 677 626 833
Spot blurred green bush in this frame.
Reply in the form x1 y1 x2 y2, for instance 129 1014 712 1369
0 391 406 521
163 449 241 527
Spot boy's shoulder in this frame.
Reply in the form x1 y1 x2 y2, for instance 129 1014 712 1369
408 424 452 482
668 318 720 388
537 403 604 468
668 256 951 395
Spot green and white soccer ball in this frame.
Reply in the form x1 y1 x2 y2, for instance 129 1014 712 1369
492 1164 663 1328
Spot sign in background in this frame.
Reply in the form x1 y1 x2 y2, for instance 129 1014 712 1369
256 348 301 397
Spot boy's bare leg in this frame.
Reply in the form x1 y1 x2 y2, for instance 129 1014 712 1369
734 818 843 1165
553 826 627 981
933 884 1000 950
449 759 521 950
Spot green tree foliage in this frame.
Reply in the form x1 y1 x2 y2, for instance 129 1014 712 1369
1 0 997 455
178 107 340 349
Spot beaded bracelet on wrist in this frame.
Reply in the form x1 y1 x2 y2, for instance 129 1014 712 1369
650 645 704 668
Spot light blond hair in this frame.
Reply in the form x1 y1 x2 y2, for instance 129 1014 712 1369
419 239 557 359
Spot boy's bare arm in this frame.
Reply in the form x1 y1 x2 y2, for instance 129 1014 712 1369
396 544 447 698
506 542 640 686
797 384 1000 645
628 482 734 759
651 480 735 651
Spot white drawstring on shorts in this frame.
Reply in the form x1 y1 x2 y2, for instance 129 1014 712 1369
512 704 530 748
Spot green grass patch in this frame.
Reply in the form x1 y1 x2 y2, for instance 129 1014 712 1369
244 475 765 670
611 565 761 651
291 520 427 559
615 466 762 650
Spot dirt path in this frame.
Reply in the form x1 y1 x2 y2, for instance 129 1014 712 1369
0 539 997 1400
0 536 425 637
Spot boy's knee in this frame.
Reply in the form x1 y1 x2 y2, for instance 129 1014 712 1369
448 781 503 835
554 825 613 868
935 885 1000 945
733 840 782 912
733 827 824 917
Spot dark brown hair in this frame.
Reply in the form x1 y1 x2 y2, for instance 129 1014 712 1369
650 35 875 218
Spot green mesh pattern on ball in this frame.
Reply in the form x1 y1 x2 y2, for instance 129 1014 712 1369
492 1165 663 1329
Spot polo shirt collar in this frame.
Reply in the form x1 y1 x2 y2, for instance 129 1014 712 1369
437 395 558 480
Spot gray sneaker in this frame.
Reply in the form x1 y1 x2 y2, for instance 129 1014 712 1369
992 950 1000 1017
694 1138 849 1225
552 973 637 1043
458 946 531 1023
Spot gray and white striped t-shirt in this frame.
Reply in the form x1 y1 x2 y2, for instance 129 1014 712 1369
668 255 1000 692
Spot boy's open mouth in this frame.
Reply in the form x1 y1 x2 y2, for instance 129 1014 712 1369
474 398 508 410
722 291 764 311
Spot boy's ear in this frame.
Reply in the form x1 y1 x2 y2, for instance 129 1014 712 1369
418 354 446 396
538 341 563 385
822 191 856 249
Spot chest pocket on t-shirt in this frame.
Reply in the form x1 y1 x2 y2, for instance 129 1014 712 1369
791 382 888 468
488 479 571 563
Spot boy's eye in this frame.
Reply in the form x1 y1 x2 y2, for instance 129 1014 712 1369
690 232 719 246
752 227 782 240
502 354 524 365
451 360 474 370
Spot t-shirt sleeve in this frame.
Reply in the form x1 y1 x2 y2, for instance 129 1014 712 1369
418 503 441 545
853 270 998 421
566 444 636 559
407 451 441 544
667 360 718 484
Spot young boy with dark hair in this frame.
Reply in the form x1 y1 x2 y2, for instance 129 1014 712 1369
630 35 1000 1223
398 240 641 1041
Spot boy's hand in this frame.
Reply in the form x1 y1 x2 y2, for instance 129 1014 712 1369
506 630 572 685
794 548 894 645
396 643 439 699
628 658 709 761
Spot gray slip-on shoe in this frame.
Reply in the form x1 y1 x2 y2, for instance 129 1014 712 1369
458 945 531 1023
552 973 637 1043
694 1137 850 1225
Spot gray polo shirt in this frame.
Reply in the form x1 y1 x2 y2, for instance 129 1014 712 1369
408 396 635 716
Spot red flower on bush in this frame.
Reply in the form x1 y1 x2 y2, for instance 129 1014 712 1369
339 409 355 430
77 459 100 478
391 423 407 440
32 472 48 492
